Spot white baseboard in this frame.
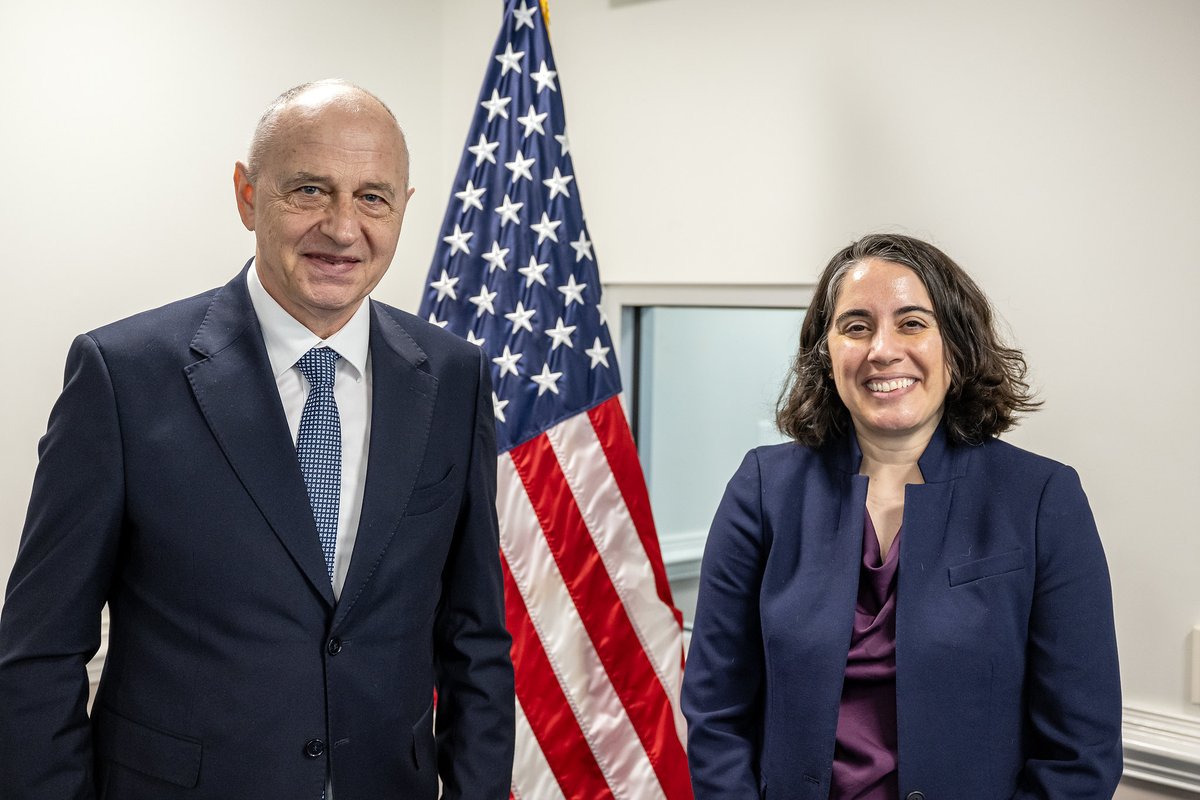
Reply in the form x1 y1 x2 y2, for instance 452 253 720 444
1123 706 1200 792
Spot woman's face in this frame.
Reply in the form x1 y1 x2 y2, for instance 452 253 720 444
828 258 951 447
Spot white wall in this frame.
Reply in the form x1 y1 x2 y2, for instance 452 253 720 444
2 0 1198 794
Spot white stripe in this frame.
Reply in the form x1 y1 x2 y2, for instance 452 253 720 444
497 451 667 800
511 698 568 800
544 414 689 748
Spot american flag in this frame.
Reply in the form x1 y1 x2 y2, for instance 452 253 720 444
419 2 691 798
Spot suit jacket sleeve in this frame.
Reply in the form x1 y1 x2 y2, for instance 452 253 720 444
432 347 515 799
1013 464 1122 797
681 450 766 799
0 334 123 799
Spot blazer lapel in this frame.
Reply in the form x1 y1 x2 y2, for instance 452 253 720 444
184 264 336 607
334 303 438 626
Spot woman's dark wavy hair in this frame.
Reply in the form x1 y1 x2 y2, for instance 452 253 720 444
776 233 1040 447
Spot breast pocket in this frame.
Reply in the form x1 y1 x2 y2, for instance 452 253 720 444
948 547 1026 587
404 465 458 517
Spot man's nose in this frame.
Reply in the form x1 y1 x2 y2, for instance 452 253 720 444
320 195 359 246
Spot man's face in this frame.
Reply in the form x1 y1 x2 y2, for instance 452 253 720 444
235 97 414 338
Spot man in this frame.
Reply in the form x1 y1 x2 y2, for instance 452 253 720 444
0 80 515 799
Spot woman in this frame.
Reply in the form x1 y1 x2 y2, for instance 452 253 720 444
681 234 1121 799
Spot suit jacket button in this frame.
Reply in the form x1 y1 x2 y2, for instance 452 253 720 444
304 738 326 759
327 637 342 656
905 792 926 800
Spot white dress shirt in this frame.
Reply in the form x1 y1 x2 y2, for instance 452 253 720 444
246 263 372 602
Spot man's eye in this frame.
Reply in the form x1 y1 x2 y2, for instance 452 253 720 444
298 186 321 196
362 194 382 204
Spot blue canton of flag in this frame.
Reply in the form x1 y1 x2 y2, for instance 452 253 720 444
419 0 620 455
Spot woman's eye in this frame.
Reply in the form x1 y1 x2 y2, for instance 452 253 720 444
901 318 929 331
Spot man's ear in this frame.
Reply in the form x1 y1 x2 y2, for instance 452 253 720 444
233 162 256 231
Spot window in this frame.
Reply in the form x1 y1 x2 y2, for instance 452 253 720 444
602 284 812 581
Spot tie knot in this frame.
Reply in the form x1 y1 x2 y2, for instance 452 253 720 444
295 347 341 388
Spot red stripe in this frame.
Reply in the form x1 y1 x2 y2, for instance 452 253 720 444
501 551 614 800
509 434 693 800
587 397 683 630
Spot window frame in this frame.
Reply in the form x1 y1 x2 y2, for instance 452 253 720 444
600 283 815 580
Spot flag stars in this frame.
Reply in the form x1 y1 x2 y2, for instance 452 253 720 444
531 212 562 244
512 1 538 30
495 194 524 226
492 345 523 378
492 391 510 423
530 363 564 396
519 255 549 287
570 230 594 262
505 150 536 183
430 270 459 301
481 241 510 273
557 274 587 306
466 330 486 347
495 41 525 76
443 224 474 256
542 167 574 200
555 132 571 156
585 337 611 368
467 133 499 166
481 89 512 121
468 286 498 317
455 179 486 213
517 105 548 138
545 317 577 350
530 60 558 94
427 312 448 328
505 301 537 334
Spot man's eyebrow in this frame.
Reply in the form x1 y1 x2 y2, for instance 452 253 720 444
359 181 396 196
284 171 330 186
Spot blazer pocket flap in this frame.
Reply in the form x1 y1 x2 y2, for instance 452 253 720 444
96 706 202 787
948 548 1026 586
404 465 458 517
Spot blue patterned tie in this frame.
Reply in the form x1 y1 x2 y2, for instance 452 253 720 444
295 347 342 581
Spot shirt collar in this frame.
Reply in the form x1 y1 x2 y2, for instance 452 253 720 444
246 260 371 381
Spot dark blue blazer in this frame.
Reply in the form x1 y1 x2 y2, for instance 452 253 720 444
0 266 515 799
681 427 1121 799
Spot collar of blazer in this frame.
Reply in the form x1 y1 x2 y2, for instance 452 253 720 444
823 421 973 484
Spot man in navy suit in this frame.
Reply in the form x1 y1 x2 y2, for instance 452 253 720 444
0 80 515 799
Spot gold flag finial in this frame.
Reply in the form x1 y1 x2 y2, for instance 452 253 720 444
539 0 550 28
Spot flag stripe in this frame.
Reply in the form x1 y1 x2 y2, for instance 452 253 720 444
511 698 568 800
544 408 686 741
500 548 614 800
508 435 692 799
587 398 677 620
499 450 666 797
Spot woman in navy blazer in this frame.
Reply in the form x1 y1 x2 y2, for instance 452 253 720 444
681 234 1121 799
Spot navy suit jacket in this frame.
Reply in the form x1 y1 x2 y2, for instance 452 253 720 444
681 427 1121 799
0 266 515 799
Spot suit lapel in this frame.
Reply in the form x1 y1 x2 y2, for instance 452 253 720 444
334 303 438 626
185 265 336 607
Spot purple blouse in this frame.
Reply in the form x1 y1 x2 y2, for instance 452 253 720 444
830 511 900 800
